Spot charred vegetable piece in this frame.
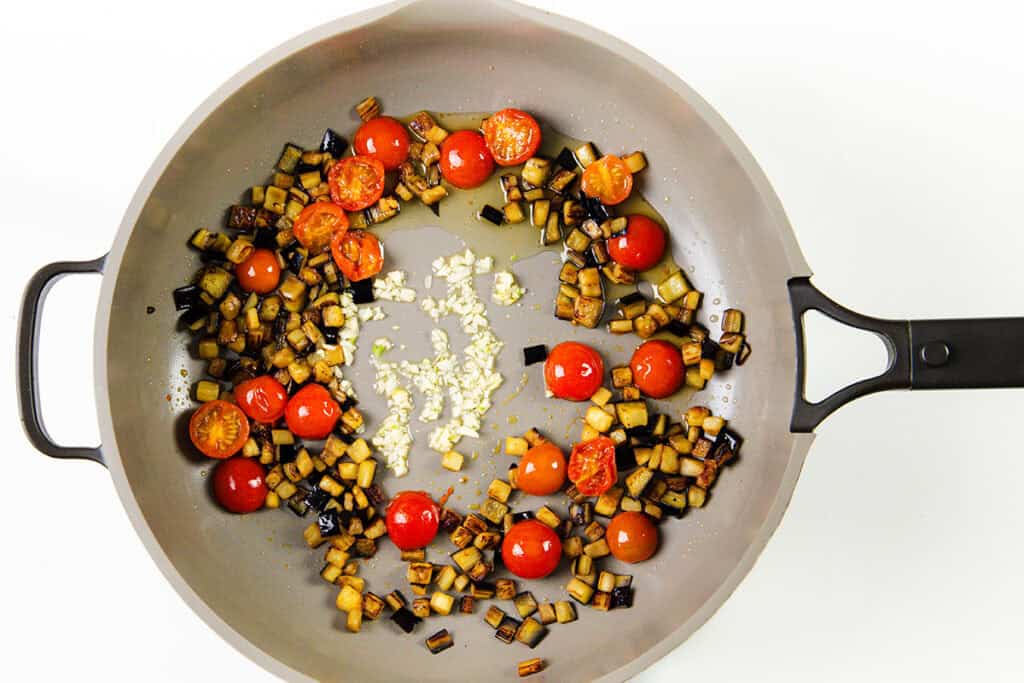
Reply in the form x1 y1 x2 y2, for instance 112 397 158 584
320 129 348 157
390 606 421 634
495 617 521 644
515 617 548 648
485 605 508 628
523 345 548 366
425 629 454 654
479 204 505 225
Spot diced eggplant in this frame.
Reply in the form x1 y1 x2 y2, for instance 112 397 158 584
515 617 548 648
566 577 595 605
320 129 348 157
349 278 375 304
562 201 588 228
594 486 624 517
173 284 201 311
611 585 634 609
512 510 535 524
603 262 637 285
616 401 649 429
522 157 552 187
617 292 647 320
390 606 421 634
737 342 752 365
355 96 380 121
430 591 455 616
425 628 454 654
495 617 521 644
547 168 577 194
573 295 604 328
411 597 431 618
543 212 562 245
485 605 507 629
478 204 505 225
523 345 548 366
579 194 611 224
554 146 577 170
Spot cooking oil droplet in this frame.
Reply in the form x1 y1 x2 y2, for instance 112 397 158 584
712 297 721 305
710 314 719 323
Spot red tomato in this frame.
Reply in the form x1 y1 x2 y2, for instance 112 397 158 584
284 384 340 440
212 458 267 514
328 155 385 211
234 375 288 424
189 400 250 460
386 491 441 550
568 436 618 496
235 248 280 294
501 520 562 579
353 116 410 171
517 442 567 496
439 130 494 189
630 340 684 399
331 229 384 282
606 511 659 563
581 154 634 206
544 341 605 401
481 108 542 166
608 215 666 271
293 202 348 254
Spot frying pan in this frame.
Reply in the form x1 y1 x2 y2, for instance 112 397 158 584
16 1 1024 681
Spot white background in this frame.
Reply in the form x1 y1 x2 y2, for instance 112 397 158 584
4 1 1024 681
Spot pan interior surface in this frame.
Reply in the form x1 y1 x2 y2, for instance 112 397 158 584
101 2 807 681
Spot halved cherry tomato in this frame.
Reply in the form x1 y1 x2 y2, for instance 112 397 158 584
354 116 411 171
293 202 348 254
581 154 634 206
328 155 386 211
568 436 618 496
544 341 605 401
234 375 288 424
212 457 267 514
386 491 441 550
189 400 250 460
284 384 340 440
501 519 562 579
439 130 494 189
331 229 384 282
606 511 659 563
630 340 684 399
235 248 280 294
517 441 567 496
481 108 542 167
608 214 666 271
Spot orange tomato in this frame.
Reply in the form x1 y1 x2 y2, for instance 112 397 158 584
293 202 348 253
606 511 658 563
328 155 385 211
331 229 384 282
189 400 250 459
517 442 567 495
235 248 280 294
581 154 633 205
481 108 542 166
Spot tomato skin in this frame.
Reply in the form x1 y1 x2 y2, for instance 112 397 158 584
189 400 250 460
439 130 495 189
293 202 348 254
234 376 289 424
386 491 441 550
284 384 340 440
331 229 384 282
608 215 666 271
212 458 267 514
517 442 567 496
606 511 659 563
481 108 542 166
544 342 605 401
630 340 684 399
353 116 410 171
581 154 634 206
568 436 618 496
328 155 386 211
235 248 281 294
501 520 562 579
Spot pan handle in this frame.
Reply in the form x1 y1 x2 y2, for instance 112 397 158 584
18 256 107 465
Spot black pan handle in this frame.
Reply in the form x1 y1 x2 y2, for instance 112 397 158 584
789 277 1024 431
17 257 107 465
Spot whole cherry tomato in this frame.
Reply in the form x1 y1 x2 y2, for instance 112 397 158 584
331 229 384 282
328 155 386 211
234 375 289 424
386 491 441 550
212 457 267 514
568 436 618 496
354 116 410 171
284 384 340 439
630 340 684 399
293 202 348 254
481 108 542 166
189 400 250 460
544 341 605 401
501 519 562 579
516 441 567 496
608 215 666 271
439 130 494 189
235 248 280 294
606 511 659 563
581 154 633 205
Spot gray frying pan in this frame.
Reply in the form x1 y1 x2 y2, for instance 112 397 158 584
16 1 1024 681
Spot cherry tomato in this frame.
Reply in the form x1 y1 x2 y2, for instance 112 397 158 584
581 154 634 206
212 457 267 514
353 116 411 171
235 248 280 294
189 400 250 460
328 155 385 211
284 384 340 440
234 375 288 424
501 520 562 579
606 511 659 563
293 202 348 254
481 108 542 167
386 491 441 550
568 436 618 496
439 130 494 189
630 340 684 399
608 215 666 271
544 341 605 401
517 441 567 496
331 229 384 282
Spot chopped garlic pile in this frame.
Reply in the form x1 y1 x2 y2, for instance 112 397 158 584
491 270 525 306
373 270 417 303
